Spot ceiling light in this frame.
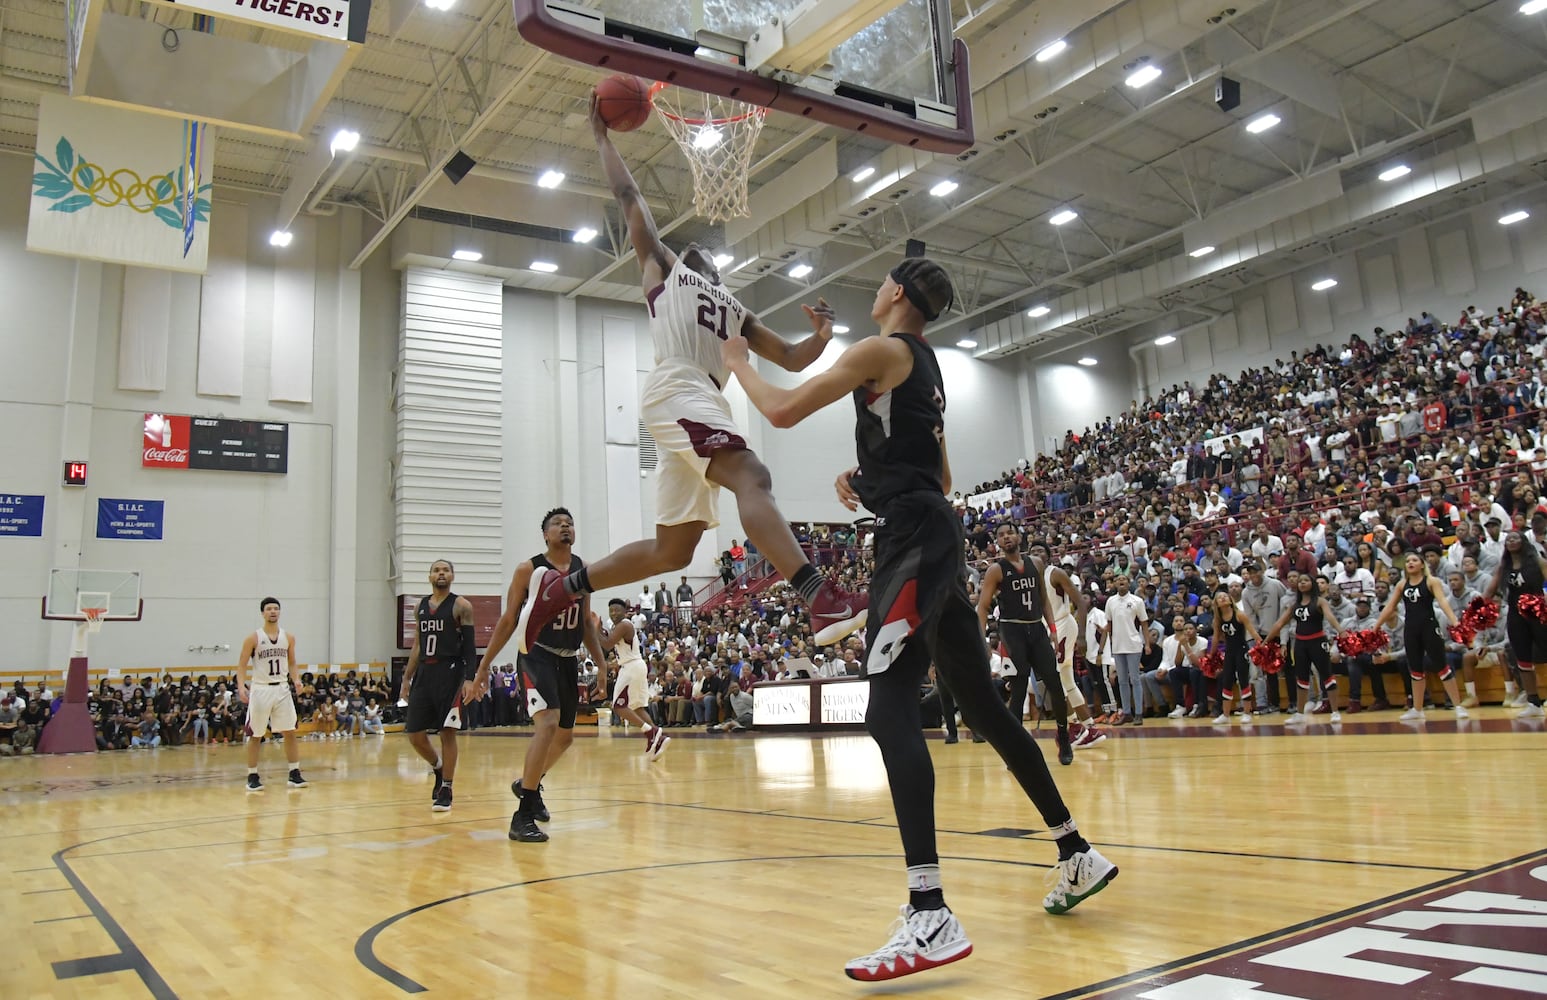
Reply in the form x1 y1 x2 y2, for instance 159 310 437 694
1036 39 1068 63
1189 245 1216 258
1378 164 1411 182
529 261 559 273
712 253 734 268
789 263 813 279
1125 64 1162 89
572 227 598 243
693 126 723 150
423 0 455 10
1500 210 1531 225
537 169 565 189
957 339 978 349
1522 0 1547 14
329 128 360 154
1027 305 1052 318
833 325 850 334
930 179 959 197
452 249 482 262
1049 209 1078 226
851 166 876 183
1245 113 1280 134
1154 335 1176 346
1077 357 1098 367
268 230 293 248
1311 278 1338 291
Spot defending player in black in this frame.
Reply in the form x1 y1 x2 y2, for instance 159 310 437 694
399 560 477 812
722 257 1115 983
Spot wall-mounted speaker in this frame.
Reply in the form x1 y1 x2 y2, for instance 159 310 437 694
443 150 477 185
1215 77 1241 112
905 238 927 258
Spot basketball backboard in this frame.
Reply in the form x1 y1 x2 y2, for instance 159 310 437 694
43 569 144 622
514 0 973 153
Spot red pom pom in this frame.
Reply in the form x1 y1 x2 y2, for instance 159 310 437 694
1200 649 1224 678
1249 640 1283 675
1335 632 1362 657
1448 623 1477 646
1462 597 1500 633
1363 629 1390 653
1519 592 1547 625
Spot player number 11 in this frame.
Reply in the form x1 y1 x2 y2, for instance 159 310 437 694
696 293 729 341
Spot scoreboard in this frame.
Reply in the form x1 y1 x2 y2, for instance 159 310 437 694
189 418 288 473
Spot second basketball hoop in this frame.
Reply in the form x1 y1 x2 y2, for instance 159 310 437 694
648 82 766 223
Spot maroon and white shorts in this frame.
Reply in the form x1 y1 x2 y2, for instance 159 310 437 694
641 363 746 528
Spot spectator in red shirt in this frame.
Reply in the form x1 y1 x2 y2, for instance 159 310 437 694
1275 533 1317 581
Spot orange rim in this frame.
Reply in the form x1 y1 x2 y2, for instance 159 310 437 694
648 81 766 126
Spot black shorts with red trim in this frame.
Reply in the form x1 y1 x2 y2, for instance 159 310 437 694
862 490 968 679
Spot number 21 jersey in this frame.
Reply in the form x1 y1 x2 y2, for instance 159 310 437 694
647 256 748 390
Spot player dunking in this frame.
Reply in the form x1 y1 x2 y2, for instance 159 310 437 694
599 598 670 760
237 598 307 792
722 257 1115 982
474 508 607 843
399 560 477 812
976 523 1073 765
513 95 867 653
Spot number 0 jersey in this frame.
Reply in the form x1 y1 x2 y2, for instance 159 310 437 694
647 255 748 390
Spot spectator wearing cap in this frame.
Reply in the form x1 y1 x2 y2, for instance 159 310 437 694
1332 553 1376 602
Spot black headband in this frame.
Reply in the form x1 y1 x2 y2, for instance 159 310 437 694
890 264 947 321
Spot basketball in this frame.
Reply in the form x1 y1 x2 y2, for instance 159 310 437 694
594 74 653 132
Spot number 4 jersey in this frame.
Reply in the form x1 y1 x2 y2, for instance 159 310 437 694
646 255 748 391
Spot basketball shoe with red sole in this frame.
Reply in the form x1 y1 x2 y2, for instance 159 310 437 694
516 568 578 654
811 581 868 645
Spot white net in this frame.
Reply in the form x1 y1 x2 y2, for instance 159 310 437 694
651 84 766 222
84 609 105 634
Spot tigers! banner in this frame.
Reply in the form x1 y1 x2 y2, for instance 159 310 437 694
28 94 213 273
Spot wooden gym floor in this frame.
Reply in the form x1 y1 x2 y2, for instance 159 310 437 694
2 714 1544 999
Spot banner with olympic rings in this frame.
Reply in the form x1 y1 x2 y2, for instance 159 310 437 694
28 94 214 274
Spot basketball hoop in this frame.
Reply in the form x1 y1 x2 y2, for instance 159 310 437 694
649 82 766 222
83 608 106 634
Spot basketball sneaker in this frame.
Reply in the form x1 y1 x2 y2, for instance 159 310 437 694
432 786 452 812
511 779 550 822
1043 848 1118 915
1055 727 1073 766
647 728 672 762
246 773 264 793
1072 725 1106 748
431 765 444 802
843 904 972 982
516 568 578 654
287 769 308 788
810 581 868 645
508 807 549 843
1517 702 1545 719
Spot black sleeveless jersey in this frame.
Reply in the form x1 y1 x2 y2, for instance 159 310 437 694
1217 611 1248 654
1292 597 1325 639
852 333 946 513
1401 577 1438 629
416 592 464 668
1505 553 1545 602
532 553 586 653
997 557 1044 623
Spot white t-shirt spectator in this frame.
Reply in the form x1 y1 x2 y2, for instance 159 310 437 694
1158 633 1207 675
1085 607 1113 666
1333 566 1376 600
1251 533 1284 561
1105 593 1149 655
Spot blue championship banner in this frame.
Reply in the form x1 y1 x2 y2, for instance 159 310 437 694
0 494 45 537
97 498 165 540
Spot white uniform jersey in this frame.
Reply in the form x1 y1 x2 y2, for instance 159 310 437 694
1043 566 1079 623
648 256 749 389
251 628 288 684
613 624 645 670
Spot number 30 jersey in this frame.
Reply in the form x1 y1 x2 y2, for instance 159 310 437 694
647 255 748 391
530 554 588 655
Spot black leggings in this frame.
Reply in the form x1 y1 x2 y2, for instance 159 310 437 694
867 588 1072 870
1294 636 1332 692
1221 646 1251 698
1405 622 1451 681
1000 621 1068 730
1506 602 1547 664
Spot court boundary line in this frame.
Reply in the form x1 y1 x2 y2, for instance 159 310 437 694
48 838 176 1000
1039 847 1547 1000
353 853 1049 994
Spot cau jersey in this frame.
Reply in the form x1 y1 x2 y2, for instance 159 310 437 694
997 558 1044 623
416 593 464 670
647 255 748 390
852 333 946 512
532 554 588 654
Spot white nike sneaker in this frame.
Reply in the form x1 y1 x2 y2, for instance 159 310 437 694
1516 703 1545 719
844 904 972 982
1240 712 1253 725
1400 707 1425 721
1286 712 1308 725
1212 713 1230 725
1454 705 1470 721
1044 848 1119 914
1330 710 1342 723
1168 706 1186 719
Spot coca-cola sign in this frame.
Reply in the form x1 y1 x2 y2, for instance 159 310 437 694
142 414 191 469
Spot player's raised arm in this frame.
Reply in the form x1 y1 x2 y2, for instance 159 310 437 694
590 94 674 284
479 562 535 686
742 300 834 373
721 334 912 429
